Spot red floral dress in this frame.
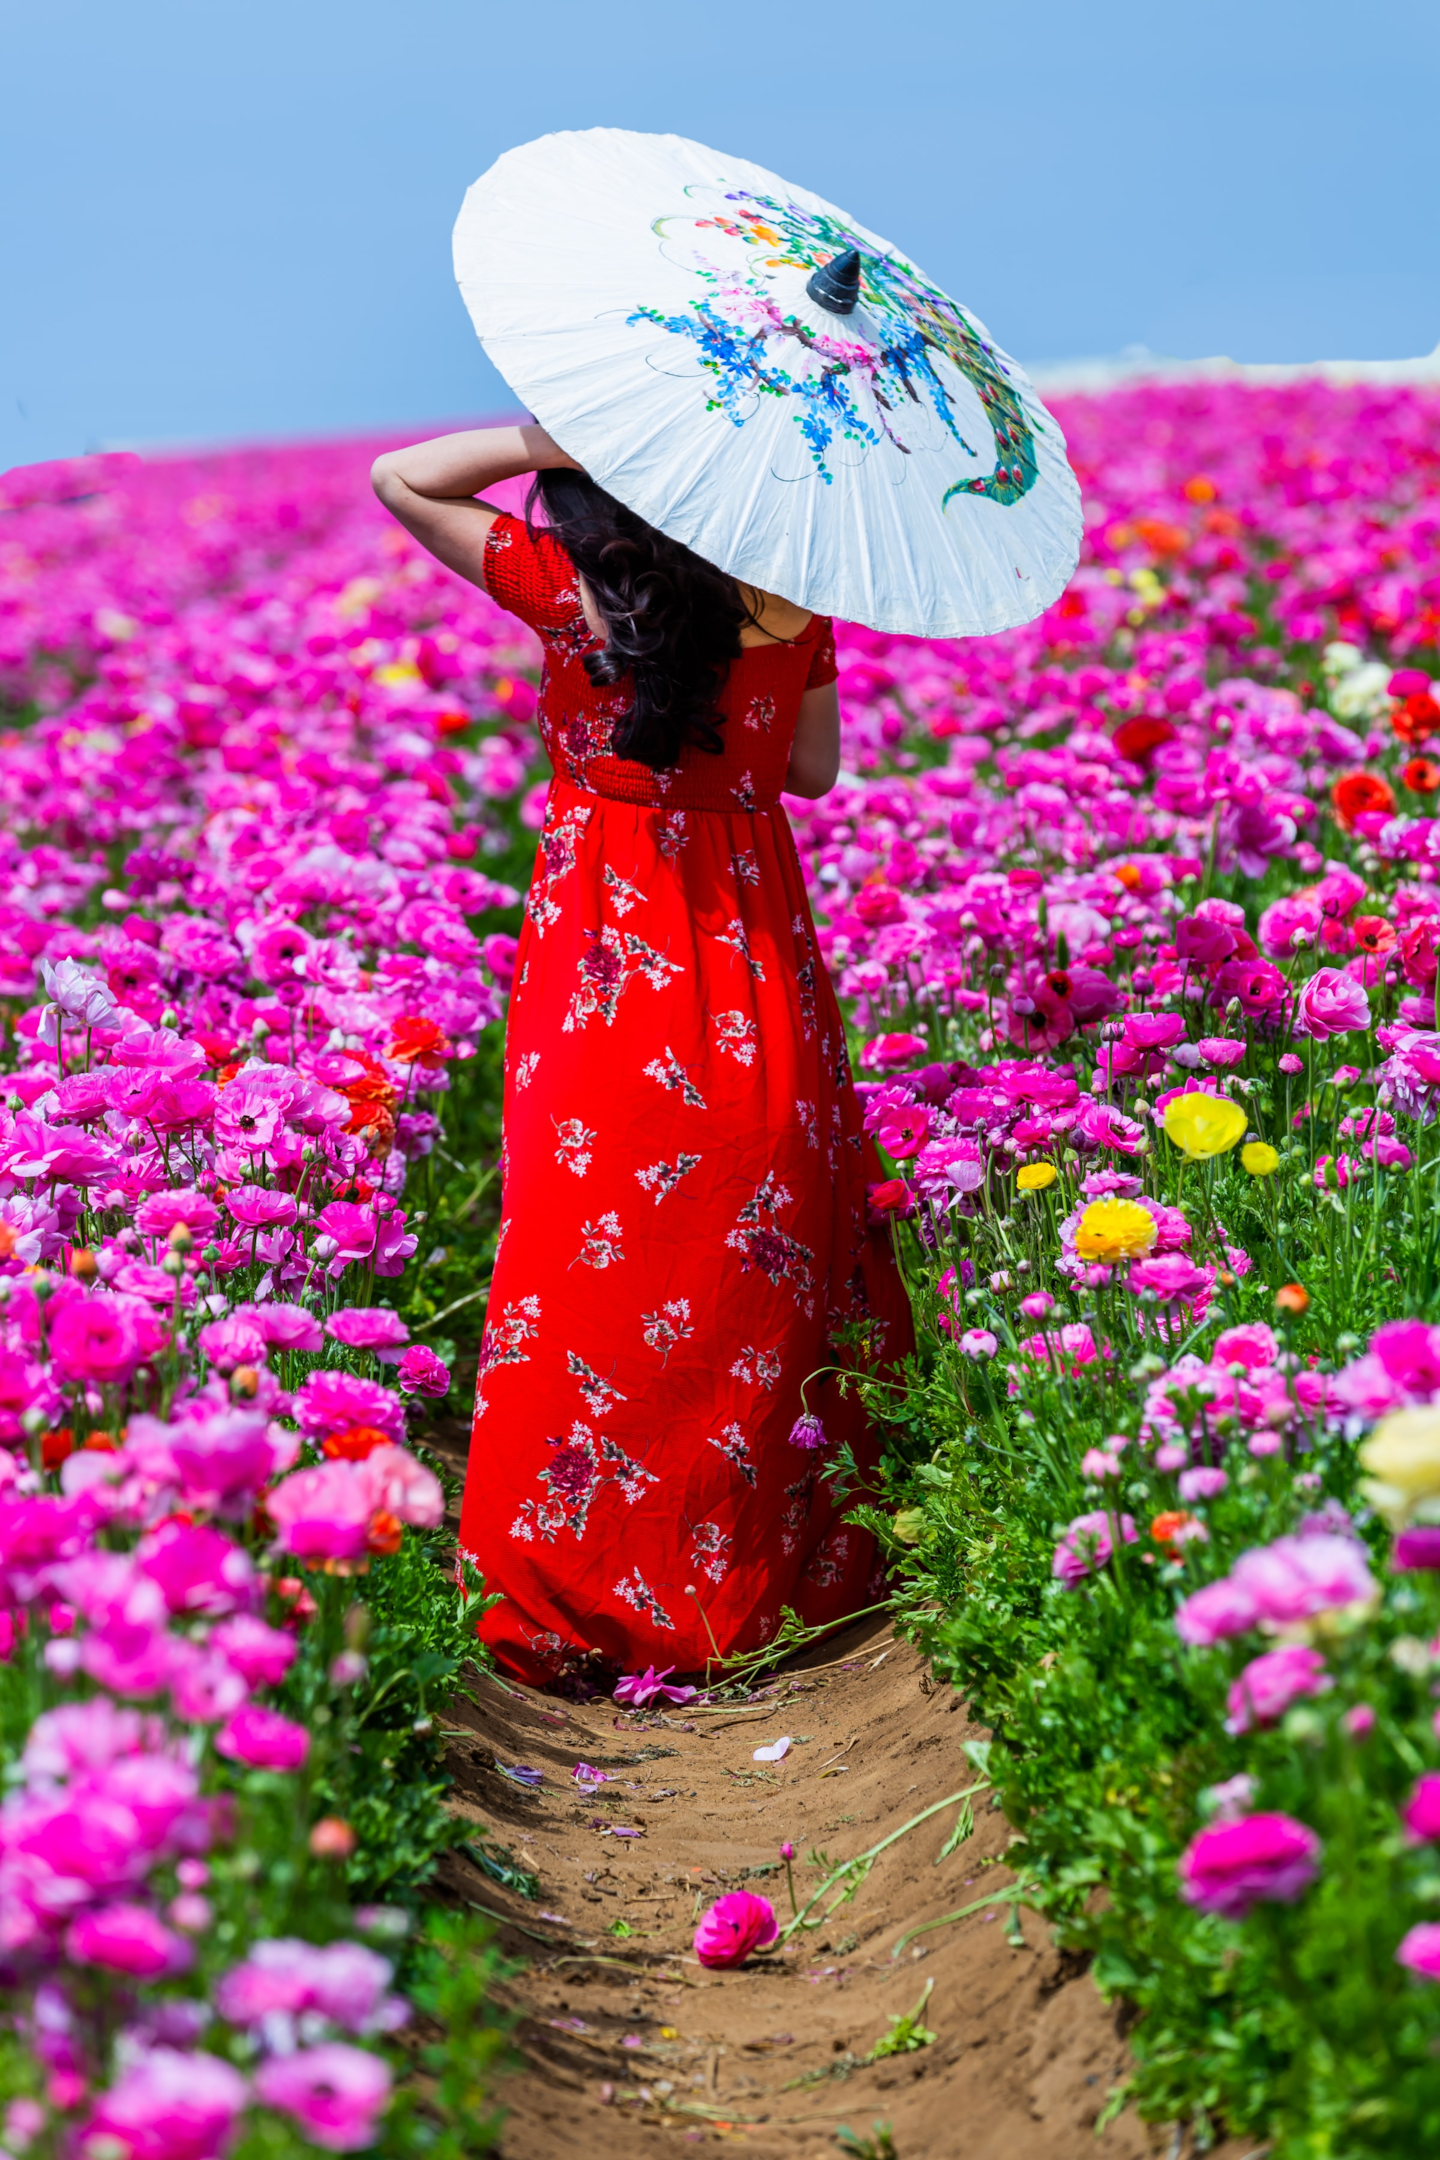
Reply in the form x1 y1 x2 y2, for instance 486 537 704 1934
458 513 912 1685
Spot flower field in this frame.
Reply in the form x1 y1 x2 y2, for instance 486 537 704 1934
3 374 1440 2156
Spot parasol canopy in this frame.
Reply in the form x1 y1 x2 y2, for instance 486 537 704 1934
453 129 1082 639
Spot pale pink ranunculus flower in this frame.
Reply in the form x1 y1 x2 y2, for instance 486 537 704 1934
1294 966 1371 1038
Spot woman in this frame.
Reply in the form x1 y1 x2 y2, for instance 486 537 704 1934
372 424 911 1686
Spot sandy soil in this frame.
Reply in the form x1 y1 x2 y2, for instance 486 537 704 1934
432 1614 1203 2159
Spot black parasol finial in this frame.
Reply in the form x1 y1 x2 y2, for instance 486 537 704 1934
805 248 862 315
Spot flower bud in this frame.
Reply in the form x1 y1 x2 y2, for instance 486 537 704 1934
68 1248 98 1282
167 1224 193 1255
309 1817 357 1859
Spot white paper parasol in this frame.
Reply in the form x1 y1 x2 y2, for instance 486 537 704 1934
453 129 1082 639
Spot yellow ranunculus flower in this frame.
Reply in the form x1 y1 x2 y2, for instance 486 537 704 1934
1241 1141 1280 1177
1073 1197 1158 1264
1163 1091 1249 1160
1017 1162 1057 1192
1358 1408 1440 1529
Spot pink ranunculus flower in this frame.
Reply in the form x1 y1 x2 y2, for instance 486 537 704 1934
1173 1575 1262 1645
214 1704 310 1773
253 2043 391 2152
66 1900 191 1977
1224 1645 1330 1734
1401 1772 1440 1844
81 2049 248 2160
958 1328 997 1359
197 1317 268 1372
396 1344 451 1396
326 1306 411 1351
1227 1533 1378 1628
1294 966 1371 1038
225 1185 299 1231
296 1369 405 1445
209 1614 299 1688
135 1522 257 1617
46 1292 147 1386
215 1938 401 2032
231 1300 324 1354
1177 1466 1228 1501
265 1462 377 1561
693 1889 779 1968
358 1445 444 1530
1052 1509 1138 1589
1397 1923 1440 1981
1178 1813 1321 1918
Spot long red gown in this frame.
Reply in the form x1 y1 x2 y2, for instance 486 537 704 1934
458 512 912 1685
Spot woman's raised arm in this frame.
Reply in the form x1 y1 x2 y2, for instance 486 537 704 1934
370 424 581 590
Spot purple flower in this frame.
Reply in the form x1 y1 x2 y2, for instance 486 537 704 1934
693 1890 779 1968
614 1665 697 1708
787 1413 827 1450
1179 1813 1320 1918
1394 1526 1440 1571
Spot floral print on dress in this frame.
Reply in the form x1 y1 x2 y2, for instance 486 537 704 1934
511 1422 658 1544
716 918 764 980
565 926 684 1031
613 1566 675 1630
713 1010 759 1066
567 1350 627 1418
743 692 775 733
635 1152 701 1202
643 1298 695 1362
529 807 591 933
690 1520 732 1585
554 1117 596 1175
602 865 646 918
727 1174 816 1313
707 1421 757 1487
574 1213 625 1269
731 1344 782 1388
644 1046 707 1107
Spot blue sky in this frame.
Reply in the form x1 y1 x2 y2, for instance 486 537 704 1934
3 0 1438 470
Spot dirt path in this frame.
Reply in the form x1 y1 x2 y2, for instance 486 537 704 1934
434 1617 1178 2158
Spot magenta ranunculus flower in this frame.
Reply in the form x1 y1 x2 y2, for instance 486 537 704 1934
1397 1922 1440 1981
1224 1645 1330 1734
214 1704 310 1773
1178 1812 1321 1918
254 2043 391 2151
46 1292 145 1385
396 1343 450 1396
1401 1772 1440 1844
693 1889 779 1968
82 2049 248 2160
327 1306 411 1351
265 1462 376 1560
296 1368 405 1445
1173 1575 1262 1646
1294 966 1372 1039
66 1900 190 1977
136 1521 257 1616
1394 1527 1440 1571
614 1665 697 1708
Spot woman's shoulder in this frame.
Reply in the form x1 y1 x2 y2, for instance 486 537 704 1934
483 512 585 633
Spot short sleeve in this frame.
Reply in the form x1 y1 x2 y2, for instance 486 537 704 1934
482 512 584 638
803 615 838 689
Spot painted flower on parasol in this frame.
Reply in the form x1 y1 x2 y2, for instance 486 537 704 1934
454 129 1081 637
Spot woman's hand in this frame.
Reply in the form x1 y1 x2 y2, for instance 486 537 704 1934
784 682 841 798
370 425 581 590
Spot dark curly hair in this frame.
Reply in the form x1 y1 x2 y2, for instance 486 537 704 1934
528 469 751 771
